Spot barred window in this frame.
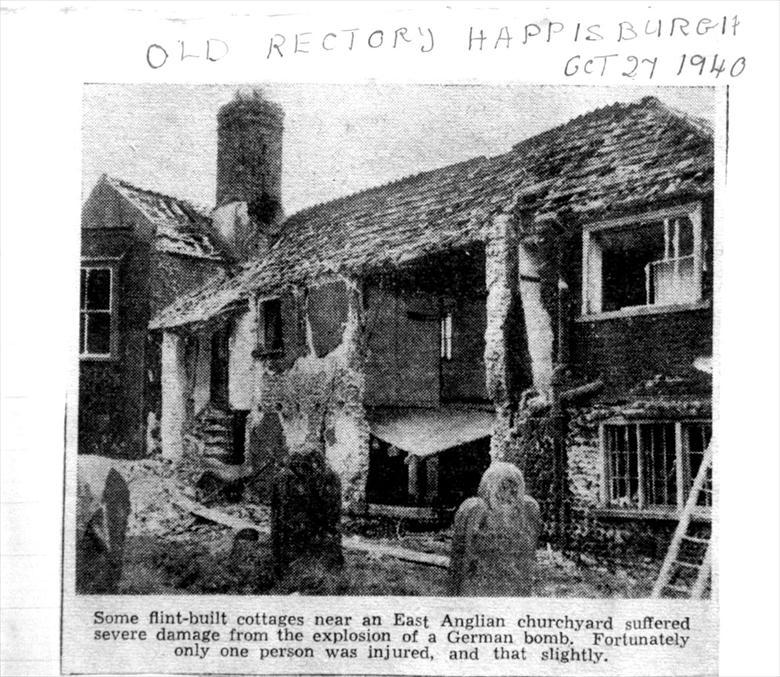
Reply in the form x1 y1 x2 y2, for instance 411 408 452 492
603 421 712 512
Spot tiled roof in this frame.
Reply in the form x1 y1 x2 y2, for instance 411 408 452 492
105 176 228 261
151 96 714 329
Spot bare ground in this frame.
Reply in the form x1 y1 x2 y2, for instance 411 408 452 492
112 458 659 597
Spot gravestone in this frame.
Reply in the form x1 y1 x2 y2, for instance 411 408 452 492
76 456 131 594
448 461 541 596
247 411 287 502
271 450 343 579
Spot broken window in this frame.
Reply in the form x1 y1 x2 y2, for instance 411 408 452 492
440 311 453 361
257 297 283 355
603 421 712 512
80 267 114 357
583 205 704 315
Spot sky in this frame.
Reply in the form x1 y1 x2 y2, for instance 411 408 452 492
82 83 715 215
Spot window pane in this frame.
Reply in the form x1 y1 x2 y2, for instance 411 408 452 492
650 257 695 305
678 217 694 257
440 312 453 360
606 424 640 507
641 423 677 507
80 269 87 310
263 299 283 351
79 312 86 354
86 268 111 310
86 312 111 354
599 222 664 311
686 423 712 507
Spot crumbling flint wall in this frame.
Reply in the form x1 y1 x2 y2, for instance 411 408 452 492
246 277 370 514
484 213 528 461
508 398 711 561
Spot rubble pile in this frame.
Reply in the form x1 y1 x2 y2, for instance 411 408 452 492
115 456 269 542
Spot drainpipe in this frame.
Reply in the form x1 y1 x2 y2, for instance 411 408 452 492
551 264 572 552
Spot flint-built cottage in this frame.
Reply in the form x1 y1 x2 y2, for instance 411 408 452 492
149 91 714 532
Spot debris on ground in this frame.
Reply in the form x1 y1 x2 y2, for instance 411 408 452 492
110 457 658 596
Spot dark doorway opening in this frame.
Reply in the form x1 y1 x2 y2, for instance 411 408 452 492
366 435 410 506
210 324 230 409
366 434 491 509
230 410 249 465
437 438 491 507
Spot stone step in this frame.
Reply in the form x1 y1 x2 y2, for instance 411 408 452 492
203 427 231 438
204 410 231 422
203 449 231 461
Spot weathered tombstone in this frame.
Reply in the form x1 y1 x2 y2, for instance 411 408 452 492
76 456 131 594
247 411 287 502
271 450 343 579
448 461 541 596
227 528 259 581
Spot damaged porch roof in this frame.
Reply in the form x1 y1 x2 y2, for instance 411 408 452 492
368 406 495 458
151 96 714 330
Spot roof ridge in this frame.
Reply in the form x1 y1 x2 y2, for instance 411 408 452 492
653 100 714 136
104 174 213 218
510 95 712 153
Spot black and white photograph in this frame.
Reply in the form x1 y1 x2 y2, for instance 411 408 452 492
3 3 780 675
77 83 715 598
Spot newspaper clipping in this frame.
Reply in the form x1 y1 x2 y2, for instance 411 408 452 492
1 2 779 676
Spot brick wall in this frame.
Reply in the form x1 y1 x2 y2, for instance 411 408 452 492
571 308 713 395
79 229 152 458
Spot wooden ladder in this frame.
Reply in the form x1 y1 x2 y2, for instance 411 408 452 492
652 443 713 598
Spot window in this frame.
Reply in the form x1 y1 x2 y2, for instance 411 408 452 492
256 298 283 355
440 311 453 361
80 266 114 358
582 204 704 315
602 421 712 513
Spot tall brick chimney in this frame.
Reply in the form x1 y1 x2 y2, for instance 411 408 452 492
212 89 284 261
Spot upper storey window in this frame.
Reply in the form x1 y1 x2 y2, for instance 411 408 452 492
255 297 284 356
582 204 705 317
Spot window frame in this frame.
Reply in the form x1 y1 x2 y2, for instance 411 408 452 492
79 260 119 361
253 295 285 358
598 419 712 519
581 203 706 320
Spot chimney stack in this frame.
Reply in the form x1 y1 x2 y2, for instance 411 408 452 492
212 89 284 260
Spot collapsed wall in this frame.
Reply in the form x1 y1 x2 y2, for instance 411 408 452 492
243 278 370 512
160 277 370 511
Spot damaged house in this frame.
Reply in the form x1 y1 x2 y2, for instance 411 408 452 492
79 175 234 457
150 92 714 540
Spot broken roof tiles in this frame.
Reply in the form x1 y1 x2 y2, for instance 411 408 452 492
151 96 714 330
105 176 227 261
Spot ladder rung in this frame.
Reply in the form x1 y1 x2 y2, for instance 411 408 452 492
664 584 692 594
674 560 701 569
652 444 713 599
682 536 709 544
